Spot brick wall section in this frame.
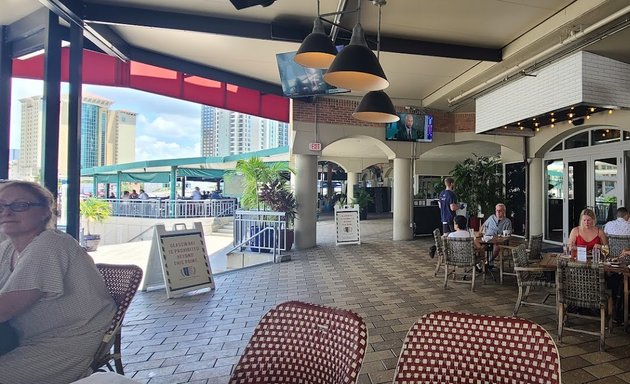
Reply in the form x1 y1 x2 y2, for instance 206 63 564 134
293 97 474 133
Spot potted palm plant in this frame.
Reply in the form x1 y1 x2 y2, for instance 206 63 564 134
450 154 503 229
80 197 112 251
352 188 374 220
259 179 297 250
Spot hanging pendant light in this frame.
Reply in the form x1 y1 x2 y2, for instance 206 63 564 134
294 0 337 69
353 90 398 123
353 0 398 123
323 0 389 92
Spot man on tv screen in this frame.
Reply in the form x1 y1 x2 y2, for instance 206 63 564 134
395 114 418 140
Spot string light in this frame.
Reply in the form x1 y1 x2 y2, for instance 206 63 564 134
609 109 614 114
551 123 555 128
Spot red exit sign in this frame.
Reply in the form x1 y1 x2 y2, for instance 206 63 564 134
309 142 322 151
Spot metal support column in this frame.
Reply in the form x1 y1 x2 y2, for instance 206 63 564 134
0 26 12 180
41 10 62 197
66 22 83 239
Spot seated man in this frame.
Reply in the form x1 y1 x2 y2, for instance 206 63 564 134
480 203 513 260
604 207 630 235
448 215 482 250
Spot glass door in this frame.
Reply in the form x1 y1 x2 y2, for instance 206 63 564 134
593 157 619 226
565 159 588 234
545 160 563 242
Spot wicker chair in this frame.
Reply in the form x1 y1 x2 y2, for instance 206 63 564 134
512 244 556 316
433 228 445 276
229 301 368 384
527 233 543 260
393 310 561 384
91 263 143 374
443 236 484 291
607 234 630 259
557 259 613 351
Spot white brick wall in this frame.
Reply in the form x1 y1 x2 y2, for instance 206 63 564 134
476 51 630 133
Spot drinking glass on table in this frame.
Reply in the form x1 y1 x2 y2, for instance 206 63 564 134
601 245 610 260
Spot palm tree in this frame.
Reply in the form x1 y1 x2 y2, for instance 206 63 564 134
228 157 293 210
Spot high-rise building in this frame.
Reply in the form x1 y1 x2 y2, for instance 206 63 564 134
17 93 136 180
106 110 137 165
17 96 43 179
200 105 288 157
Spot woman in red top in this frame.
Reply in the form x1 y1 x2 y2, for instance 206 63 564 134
568 208 608 253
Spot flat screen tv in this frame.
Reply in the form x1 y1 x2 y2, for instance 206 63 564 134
385 113 433 142
276 51 349 98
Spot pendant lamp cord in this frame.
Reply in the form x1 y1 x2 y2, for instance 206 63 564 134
376 2 381 60
317 0 320 20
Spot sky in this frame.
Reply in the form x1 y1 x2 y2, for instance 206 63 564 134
10 78 202 161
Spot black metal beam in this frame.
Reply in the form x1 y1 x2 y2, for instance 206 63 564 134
87 23 281 95
5 7 48 43
39 0 129 61
129 46 284 96
66 22 83 240
83 2 501 62
41 10 62 198
0 27 12 180
10 29 46 58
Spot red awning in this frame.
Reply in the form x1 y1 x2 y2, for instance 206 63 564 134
12 48 289 122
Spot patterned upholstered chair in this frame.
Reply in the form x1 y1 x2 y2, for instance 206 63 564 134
229 301 368 384
443 237 484 291
432 228 445 277
527 233 543 260
91 263 143 374
607 234 630 260
557 259 613 351
393 310 561 384
512 244 556 316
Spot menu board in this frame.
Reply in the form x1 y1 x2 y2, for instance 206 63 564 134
335 205 361 245
144 222 215 298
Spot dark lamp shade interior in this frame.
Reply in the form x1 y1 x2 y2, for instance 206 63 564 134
294 32 337 69
323 45 389 91
352 90 399 123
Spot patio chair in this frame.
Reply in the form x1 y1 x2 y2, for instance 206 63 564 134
557 259 613 351
393 310 561 384
443 237 484 291
607 234 630 259
432 228 445 276
229 300 367 384
90 263 144 374
527 233 543 260
512 244 556 316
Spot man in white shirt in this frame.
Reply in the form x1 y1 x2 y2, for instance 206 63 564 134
604 207 630 235
191 187 202 200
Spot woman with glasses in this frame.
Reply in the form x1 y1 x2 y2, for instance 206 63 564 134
567 207 608 253
0 180 116 384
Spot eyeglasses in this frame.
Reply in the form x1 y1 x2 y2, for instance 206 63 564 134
0 202 45 213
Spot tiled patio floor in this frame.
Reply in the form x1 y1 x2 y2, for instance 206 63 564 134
114 214 630 384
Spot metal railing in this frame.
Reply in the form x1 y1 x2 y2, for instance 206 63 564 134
104 198 238 218
233 210 288 257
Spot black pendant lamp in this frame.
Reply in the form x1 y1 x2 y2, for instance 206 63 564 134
352 0 398 123
323 0 389 92
294 1 337 69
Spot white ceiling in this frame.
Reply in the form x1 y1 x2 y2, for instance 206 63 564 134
4 0 630 161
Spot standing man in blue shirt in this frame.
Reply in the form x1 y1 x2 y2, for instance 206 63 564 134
438 177 459 234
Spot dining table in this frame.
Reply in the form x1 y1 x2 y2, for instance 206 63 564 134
477 234 520 284
539 252 630 332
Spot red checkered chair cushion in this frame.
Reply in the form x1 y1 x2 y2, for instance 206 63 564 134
393 310 561 384
229 301 368 384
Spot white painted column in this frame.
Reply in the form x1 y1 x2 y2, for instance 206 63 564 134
393 158 413 240
346 172 359 205
529 157 543 236
294 154 318 249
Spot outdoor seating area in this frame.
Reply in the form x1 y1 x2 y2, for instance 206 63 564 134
104 215 630 384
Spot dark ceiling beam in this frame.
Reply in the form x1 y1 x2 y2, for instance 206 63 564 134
6 7 48 43
128 46 284 96
87 23 282 95
38 0 129 60
10 29 46 58
83 3 501 62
